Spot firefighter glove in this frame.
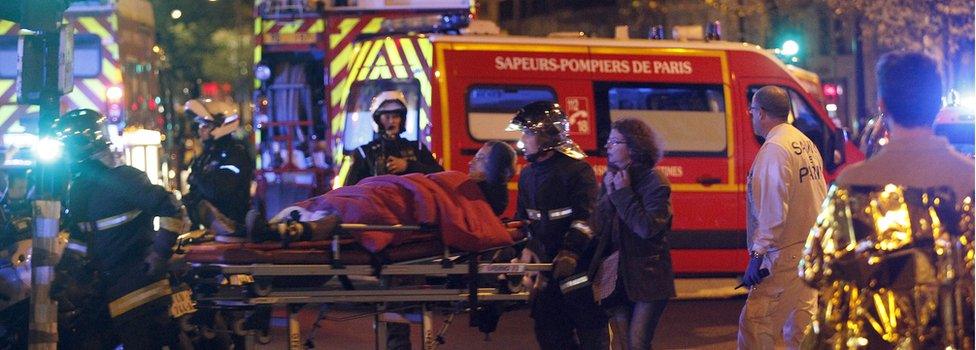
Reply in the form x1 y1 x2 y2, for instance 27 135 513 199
552 249 579 280
562 220 593 254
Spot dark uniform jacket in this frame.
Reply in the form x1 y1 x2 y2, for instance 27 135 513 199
0 198 31 248
344 137 442 186
185 136 253 225
516 152 597 261
594 165 675 301
66 161 183 271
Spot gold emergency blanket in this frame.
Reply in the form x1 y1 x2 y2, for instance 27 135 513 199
800 184 974 349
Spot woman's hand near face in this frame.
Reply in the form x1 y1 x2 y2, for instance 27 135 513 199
612 169 630 190
603 170 616 193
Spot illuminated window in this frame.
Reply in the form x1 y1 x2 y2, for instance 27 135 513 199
0 36 17 78
73 34 102 78
597 82 727 156
466 85 555 141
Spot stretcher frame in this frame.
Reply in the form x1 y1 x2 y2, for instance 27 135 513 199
183 223 549 350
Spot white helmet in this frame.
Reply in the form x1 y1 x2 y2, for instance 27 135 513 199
369 90 408 134
184 98 240 139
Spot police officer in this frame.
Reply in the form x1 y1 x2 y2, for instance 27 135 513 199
183 98 254 242
52 109 189 349
508 101 608 350
343 90 442 186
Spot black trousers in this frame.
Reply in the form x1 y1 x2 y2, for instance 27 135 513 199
531 283 610 350
59 259 177 350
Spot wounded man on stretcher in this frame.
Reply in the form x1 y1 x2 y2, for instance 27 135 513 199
186 141 520 262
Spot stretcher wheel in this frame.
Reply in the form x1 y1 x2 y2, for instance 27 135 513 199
250 279 272 297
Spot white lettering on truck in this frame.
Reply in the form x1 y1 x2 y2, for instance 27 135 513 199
494 56 693 75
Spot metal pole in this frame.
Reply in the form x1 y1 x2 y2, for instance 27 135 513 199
29 30 64 348
31 94 63 348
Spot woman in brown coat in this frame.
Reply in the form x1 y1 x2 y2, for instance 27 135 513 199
593 118 675 350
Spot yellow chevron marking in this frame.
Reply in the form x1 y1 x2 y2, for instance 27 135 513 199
369 65 392 80
357 41 384 81
418 40 433 65
107 14 118 31
253 45 262 89
262 20 276 34
0 21 15 35
399 38 431 107
0 106 17 128
78 18 110 37
330 18 359 48
393 64 408 79
335 41 372 104
67 80 104 109
419 108 429 133
382 39 408 78
309 19 324 33
330 45 353 79
363 18 383 34
0 81 14 103
103 59 122 84
383 38 404 66
400 38 421 67
278 21 303 34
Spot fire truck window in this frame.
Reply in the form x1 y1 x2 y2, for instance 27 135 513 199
788 89 828 150
73 34 101 78
0 36 16 78
466 85 556 141
747 86 828 152
600 84 727 156
342 79 422 152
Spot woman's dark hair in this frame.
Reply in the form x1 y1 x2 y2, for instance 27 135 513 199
611 118 664 167
482 140 517 185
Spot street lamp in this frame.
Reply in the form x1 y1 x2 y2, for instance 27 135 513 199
170 9 182 19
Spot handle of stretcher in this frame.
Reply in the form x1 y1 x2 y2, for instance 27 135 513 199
338 223 435 232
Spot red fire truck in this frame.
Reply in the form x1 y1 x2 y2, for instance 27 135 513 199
326 26 865 275
251 1 864 274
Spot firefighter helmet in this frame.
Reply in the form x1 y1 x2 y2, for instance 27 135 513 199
52 108 112 162
184 98 240 139
369 90 408 134
506 101 585 160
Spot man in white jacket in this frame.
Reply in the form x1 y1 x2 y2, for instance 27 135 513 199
737 86 826 349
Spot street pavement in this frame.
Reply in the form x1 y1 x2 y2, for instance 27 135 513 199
259 282 748 349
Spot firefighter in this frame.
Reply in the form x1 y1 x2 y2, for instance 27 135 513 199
508 101 608 350
183 98 254 242
0 166 32 349
343 90 443 186
0 167 32 248
51 108 189 349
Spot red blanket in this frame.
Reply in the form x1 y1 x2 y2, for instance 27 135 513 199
278 171 512 253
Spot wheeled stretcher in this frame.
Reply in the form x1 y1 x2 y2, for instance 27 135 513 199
180 221 549 350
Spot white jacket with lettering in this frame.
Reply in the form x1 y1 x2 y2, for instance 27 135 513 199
746 123 827 271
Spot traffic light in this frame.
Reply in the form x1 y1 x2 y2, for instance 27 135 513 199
781 40 800 57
